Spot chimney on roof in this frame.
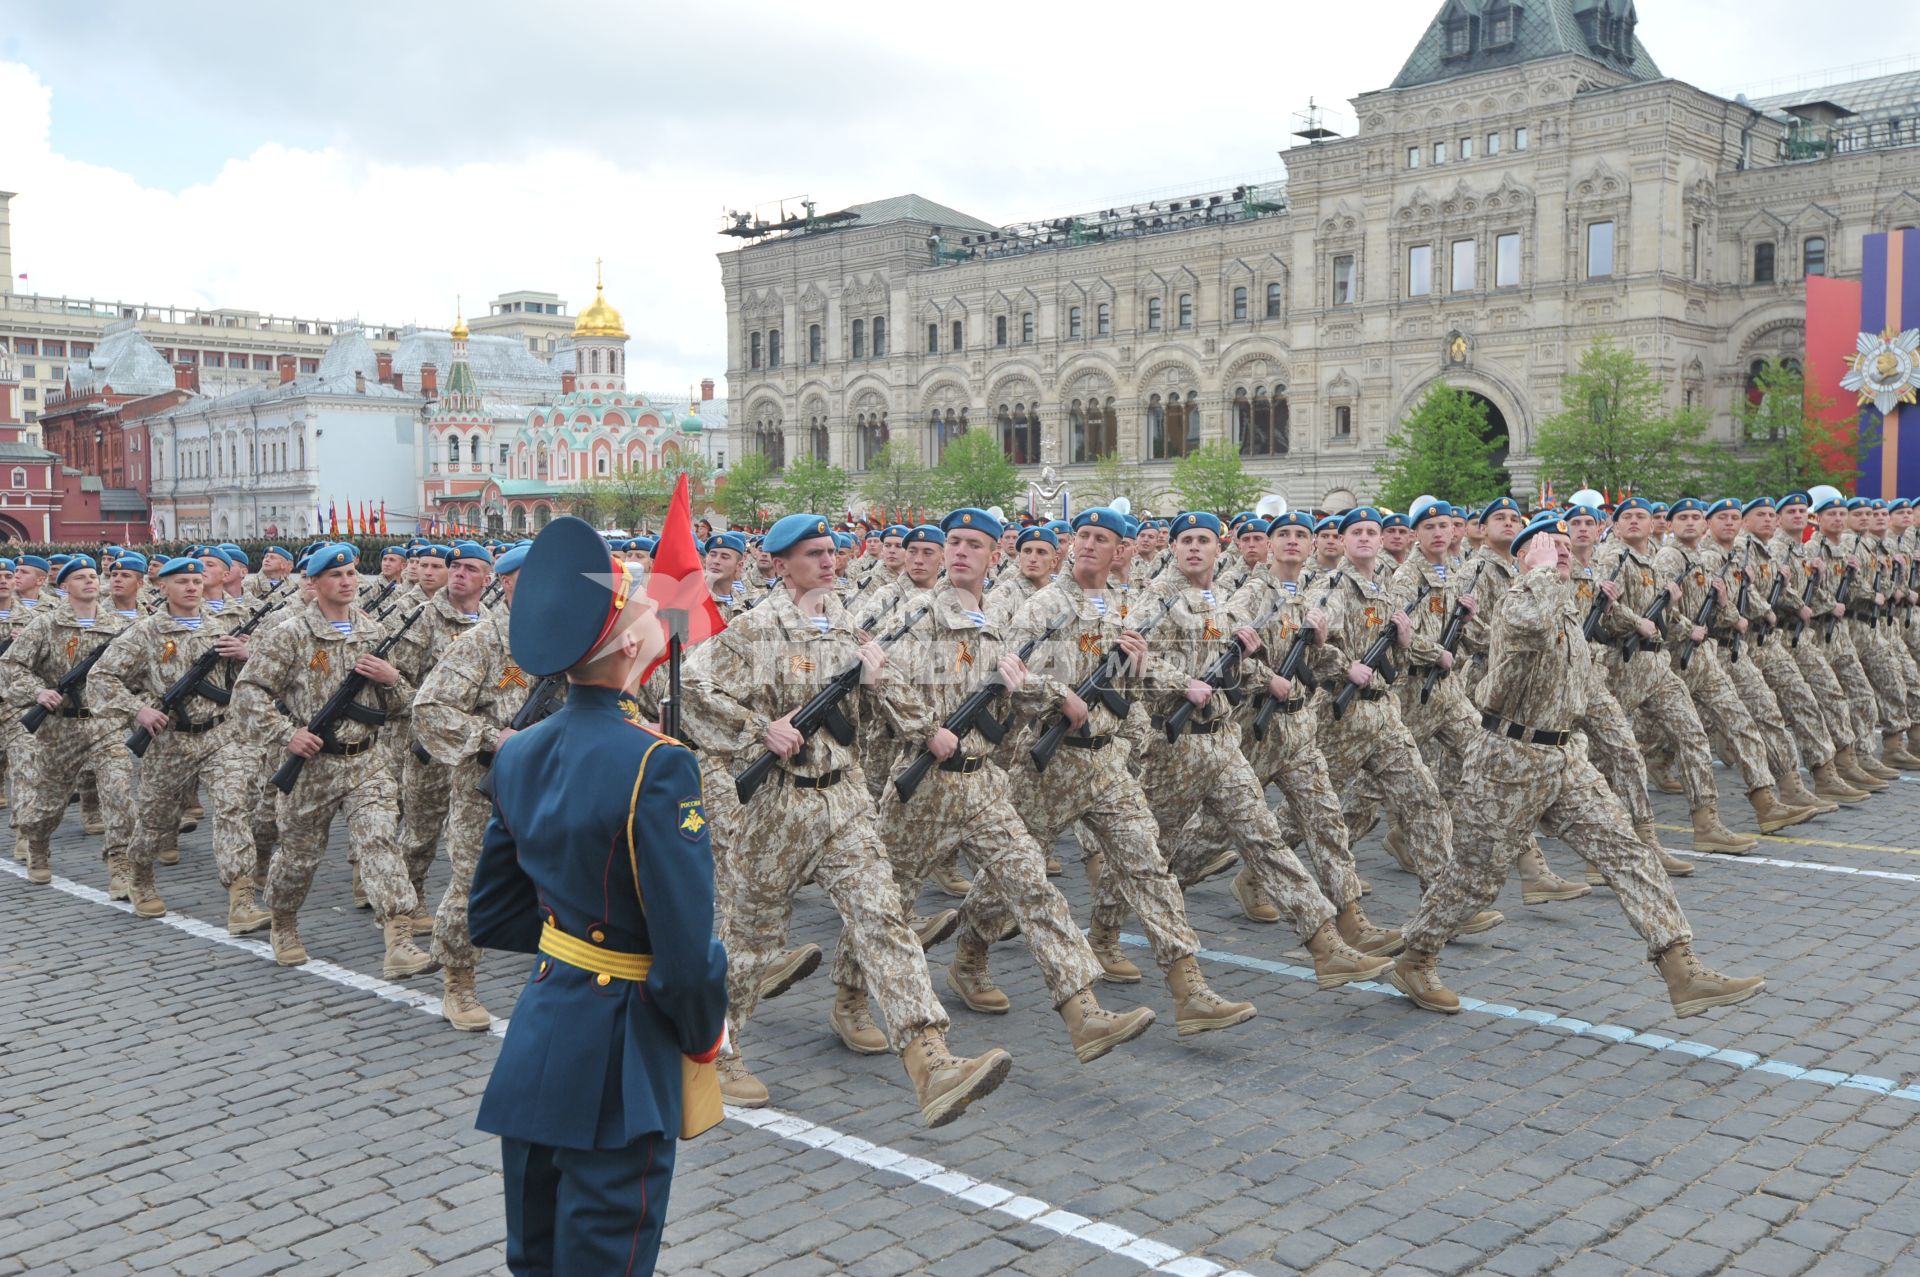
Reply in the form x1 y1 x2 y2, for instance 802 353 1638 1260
355 370 366 395
377 352 393 384
420 363 438 397
561 371 577 394
277 355 296 385
174 362 199 393
392 370 405 392
701 378 715 401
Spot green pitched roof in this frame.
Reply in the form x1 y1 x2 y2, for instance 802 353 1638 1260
1391 0 1659 91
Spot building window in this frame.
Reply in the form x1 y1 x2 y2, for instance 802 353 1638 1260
1451 238 1476 292
22 388 34 402
43 341 63 357
1407 146 1421 169
871 316 887 357
9 468 22 488
1488 8 1513 44
1332 255 1355 306
500 443 511 464
1233 385 1290 457
1446 21 1470 54
1021 312 1034 344
748 333 761 370
808 323 822 364
1434 141 1447 165
1460 136 1474 160
1069 306 1083 338
1515 126 1529 150
952 320 964 350
928 322 940 354
1232 287 1248 321
1147 298 1163 331
1177 293 1193 328
1753 241 1776 284
1068 397 1118 463
1805 236 1827 276
851 319 865 359
1148 391 1200 459
19 364 33 379
1586 221 1615 278
1334 405 1352 437
767 329 781 368
995 315 1008 347
1487 132 1501 156
1408 244 1433 296
598 456 608 474
14 340 34 356
447 436 460 467
1689 222 1702 280
1265 282 1282 318
470 436 483 465
1496 233 1521 287
997 402 1042 464
1096 303 1110 335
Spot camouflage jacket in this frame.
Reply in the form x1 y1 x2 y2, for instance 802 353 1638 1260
89 605 252 730
411 606 541 767
1476 565 1592 735
1 601 137 714
232 605 417 754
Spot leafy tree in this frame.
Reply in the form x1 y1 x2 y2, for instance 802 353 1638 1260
562 452 715 530
1534 338 1712 499
778 452 851 518
715 452 780 526
933 429 1023 511
858 440 935 520
1695 358 1876 496
1091 451 1169 515
1374 385 1510 509
1170 440 1264 515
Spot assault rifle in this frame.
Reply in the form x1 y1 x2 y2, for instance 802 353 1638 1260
1726 546 1752 663
1029 597 1177 773
126 601 283 757
1677 556 1734 671
271 605 425 793
478 674 567 767
1870 563 1891 627
1330 582 1431 719
21 632 119 734
363 577 401 614
1822 562 1857 642
480 578 506 609
1581 557 1629 643
733 602 932 803
1422 562 1487 704
1160 588 1290 742
1623 566 1686 663
1757 569 1786 647
1253 575 1341 740
892 609 1075 802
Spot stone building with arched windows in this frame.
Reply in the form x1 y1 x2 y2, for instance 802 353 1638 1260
720 0 1920 509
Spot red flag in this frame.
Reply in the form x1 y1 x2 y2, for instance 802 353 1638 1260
380 500 388 535
328 499 338 536
641 472 726 685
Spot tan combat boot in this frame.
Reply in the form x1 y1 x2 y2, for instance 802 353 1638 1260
270 910 309 966
1382 827 1419 875
930 864 972 898
829 984 889 1054
349 860 370 908
1165 955 1257 1036
128 862 166 919
83 807 105 836
441 966 493 1032
1857 746 1901 782
946 936 1011 1014
1629 821 1694 879
1907 727 1920 762
1749 786 1816 833
1883 732 1920 770
1057 988 1155 1063
1083 849 1105 896
381 916 438 979
1517 840 1592 905
1303 921 1393 990
407 876 435 936
106 852 132 902
1335 900 1404 957
1776 769 1836 816
1691 804 1758 853
226 876 271 935
187 801 205 823
717 1053 769 1108
1044 854 1064 876
911 908 959 950
1389 949 1460 1014
1230 868 1280 923
901 1029 1012 1128
1655 942 1766 1018
24 838 51 885
1646 760 1685 794
1811 759 1870 805
1087 919 1142 983
154 843 179 866
1456 910 1505 935
1192 850 1238 883
757 944 821 1001
12 833 27 864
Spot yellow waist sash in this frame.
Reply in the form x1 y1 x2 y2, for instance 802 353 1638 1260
539 927 653 982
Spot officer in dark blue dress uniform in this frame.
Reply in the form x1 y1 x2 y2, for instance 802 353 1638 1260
471 515 729 1277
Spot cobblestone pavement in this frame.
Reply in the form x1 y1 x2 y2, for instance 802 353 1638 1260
4 767 1920 1277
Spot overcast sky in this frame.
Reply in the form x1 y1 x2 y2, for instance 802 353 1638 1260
2 1 1915 396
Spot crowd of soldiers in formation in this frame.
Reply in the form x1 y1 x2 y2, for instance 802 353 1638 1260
2 476 1911 1128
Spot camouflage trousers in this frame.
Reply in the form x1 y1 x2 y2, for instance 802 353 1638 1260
12 715 134 862
1 719 31 818
1121 729 1336 942
1317 699 1453 884
430 759 491 969
1749 637 1834 769
1791 627 1875 754
1008 738 1199 971
1847 620 1912 733
1720 644 1804 784
722 771 948 1054
1673 644 1774 793
877 764 1101 1007
127 723 258 885
247 742 283 859
1821 624 1893 744
1346 681 1480 854
1604 650 1719 814
398 748 453 886
1403 731 1691 960
1578 682 1655 832
263 744 415 923
1891 633 1920 727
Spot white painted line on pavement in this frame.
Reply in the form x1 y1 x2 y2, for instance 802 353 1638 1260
0 860 1257 1277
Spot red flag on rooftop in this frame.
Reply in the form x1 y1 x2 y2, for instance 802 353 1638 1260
640 471 726 688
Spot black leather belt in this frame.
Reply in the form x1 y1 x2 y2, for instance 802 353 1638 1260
58 706 93 719
1061 733 1111 750
320 738 376 757
785 768 843 790
1150 715 1218 736
177 715 226 735
1480 711 1570 748
938 755 986 774
1357 688 1387 702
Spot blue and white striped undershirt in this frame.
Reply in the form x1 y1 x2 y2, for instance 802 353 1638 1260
1091 597 1107 616
175 616 203 631
963 609 987 627
1200 588 1215 606
807 614 831 633
329 621 353 636
75 616 94 628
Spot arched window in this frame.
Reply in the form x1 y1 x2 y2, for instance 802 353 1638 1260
1804 237 1827 277
871 316 887 357
1096 303 1110 336
1234 385 1291 457
470 436 483 465
995 316 1008 347
296 435 305 469
1178 293 1194 328
999 401 1041 464
1233 286 1248 321
928 322 940 354
767 329 781 369
1147 298 1163 331
9 468 23 488
1069 306 1083 338
1021 312 1034 344
747 335 760 371
810 417 829 461
447 435 460 467
808 323 822 364
1753 242 1776 284
952 320 964 351
534 504 552 530
1069 396 1119 463
512 506 528 532
1149 391 1200 459
931 407 969 461
856 410 890 468
851 319 865 359
591 348 604 374
1265 282 1282 318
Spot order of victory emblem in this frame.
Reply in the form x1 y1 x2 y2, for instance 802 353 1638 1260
1840 326 1920 415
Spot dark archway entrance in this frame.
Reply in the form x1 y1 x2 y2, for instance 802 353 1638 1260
0 515 27 542
1458 390 1512 491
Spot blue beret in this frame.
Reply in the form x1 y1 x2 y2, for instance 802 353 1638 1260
218 543 249 566
493 544 529 576
882 525 909 541
0 558 13 572
1778 491 1812 509
1338 506 1382 532
1614 497 1653 516
157 556 202 578
765 513 834 556
902 524 946 547
1409 500 1452 528
1237 517 1272 537
1380 512 1409 531
941 507 1003 540
1044 519 1071 535
196 545 231 567
1705 498 1741 518
305 543 359 577
1174 511 1225 538
1809 493 1846 514
49 554 71 566
1564 504 1600 523
1268 511 1315 533
705 531 748 556
1119 516 1141 539
1229 512 1254 527
1071 507 1126 535
264 545 294 564
111 553 149 574
381 545 409 560
19 554 49 573
1512 514 1569 556
1742 496 1776 515
1870 498 1888 510
1016 526 1059 550
415 544 456 562
831 532 855 551
451 540 493 565
1481 496 1523 519
509 516 644 677
632 536 658 553
1650 502 1670 515
1668 497 1708 516
1891 498 1913 511
55 554 98 585
1314 515 1341 533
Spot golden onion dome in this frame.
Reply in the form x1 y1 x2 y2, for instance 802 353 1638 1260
573 277 627 339
450 312 470 341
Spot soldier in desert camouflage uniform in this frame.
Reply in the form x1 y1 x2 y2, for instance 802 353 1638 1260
0 558 31 816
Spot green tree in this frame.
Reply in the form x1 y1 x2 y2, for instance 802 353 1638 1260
858 440 935 520
1170 440 1264 515
1696 358 1876 496
1534 338 1712 499
1374 384 1511 509
933 429 1023 511
1091 451 1168 515
778 452 851 518
715 452 780 526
